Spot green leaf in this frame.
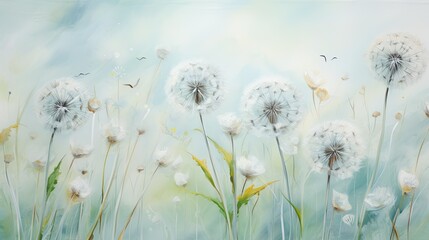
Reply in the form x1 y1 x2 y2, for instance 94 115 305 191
237 181 277 211
189 191 227 220
194 128 235 192
281 192 304 238
190 154 216 190
46 160 62 199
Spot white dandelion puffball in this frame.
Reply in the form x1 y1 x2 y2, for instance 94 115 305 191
68 177 91 203
37 78 89 131
369 33 426 88
398 170 419 194
332 190 352 212
103 123 126 144
166 61 224 113
237 155 265 179
70 141 93 159
306 121 365 179
154 147 172 167
217 112 242 136
365 187 395 211
241 77 304 136
174 172 189 187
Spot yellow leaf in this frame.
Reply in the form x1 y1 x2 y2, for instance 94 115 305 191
191 155 216 190
237 181 277 210
0 123 18 144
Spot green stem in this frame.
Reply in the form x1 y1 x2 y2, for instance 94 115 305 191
322 156 334 240
241 178 248 196
4 161 23 240
231 135 238 240
99 143 112 230
390 194 405 240
199 112 233 240
37 128 57 240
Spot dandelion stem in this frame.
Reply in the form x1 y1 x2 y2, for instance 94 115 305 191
37 128 57 240
374 120 399 186
113 135 141 238
4 161 23 240
145 59 162 103
91 113 96 146
54 203 72 240
230 135 238 240
357 86 390 239
30 172 41 239
322 156 334 240
199 112 233 240
100 143 112 230
280 197 285 240
390 194 405 240
117 165 160 239
275 136 294 239
312 91 318 115
241 178 248 196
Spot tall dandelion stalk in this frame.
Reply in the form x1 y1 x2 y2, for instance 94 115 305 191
241 77 304 238
306 121 365 240
35 78 89 239
358 33 426 238
165 61 233 239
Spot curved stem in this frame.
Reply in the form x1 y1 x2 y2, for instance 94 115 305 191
240 178 248 196
390 194 405 240
199 112 233 240
4 162 23 240
99 143 112 230
38 128 57 240
30 172 41 239
358 86 389 239
275 136 294 239
322 173 332 240
231 135 238 240
54 203 72 240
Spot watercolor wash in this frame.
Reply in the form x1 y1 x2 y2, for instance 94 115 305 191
1 1 429 240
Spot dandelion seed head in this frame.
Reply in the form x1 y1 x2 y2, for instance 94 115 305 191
103 123 126 144
241 77 304 136
166 61 224 113
154 147 172 167
37 78 89 131
70 140 93 159
365 187 395 211
87 97 101 113
217 112 242 136
68 177 91 203
174 172 189 187
237 155 265 179
398 170 419 194
369 33 426 88
306 121 365 179
332 190 352 212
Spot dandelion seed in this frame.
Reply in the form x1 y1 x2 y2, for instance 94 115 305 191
398 170 419 194
174 172 189 187
342 214 355 226
237 155 265 179
306 121 365 179
154 147 172 167
332 190 352 212
315 87 330 102
37 78 89 131
87 97 101 113
365 187 395 211
241 77 304 136
372 111 381 118
136 165 145 173
103 123 126 144
70 141 93 159
217 112 242 136
369 33 426 87
157 48 169 60
68 177 91 203
166 61 224 113
395 112 403 121
304 70 324 90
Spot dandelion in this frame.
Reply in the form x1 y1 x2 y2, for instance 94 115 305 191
31 159 46 171
174 172 189 187
171 156 183 170
369 33 426 88
365 187 395 211
307 121 365 179
398 170 419 194
154 147 172 167
332 190 352 212
157 48 169 60
68 177 91 203
242 77 303 136
217 112 242 136
304 70 324 90
315 87 330 103
306 120 364 240
166 61 224 113
87 97 101 113
237 155 265 179
37 78 89 131
103 122 126 144
70 141 93 159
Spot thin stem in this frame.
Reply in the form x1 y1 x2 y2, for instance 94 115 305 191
117 166 160 239
30 172 41 239
275 136 294 239
312 91 318 115
322 173 332 240
54 203 72 240
231 135 238 240
362 90 371 132
374 120 399 186
38 128 57 240
4 162 23 240
145 59 162 103
280 197 285 240
358 87 389 239
199 112 233 240
113 135 141 238
390 194 405 240
91 113 96 146
327 208 334 240
241 178 248 196
99 143 112 229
